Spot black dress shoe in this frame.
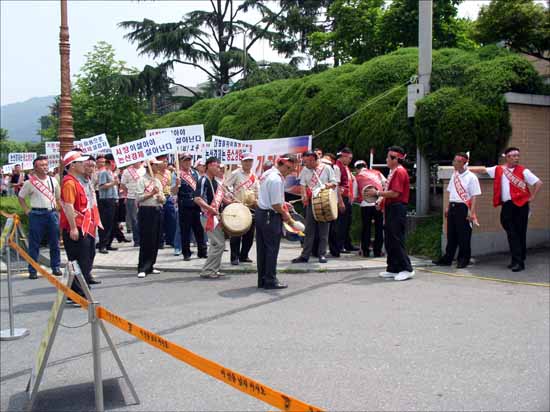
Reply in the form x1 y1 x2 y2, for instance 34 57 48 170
511 264 524 272
240 257 253 263
340 250 352 254
263 281 288 290
291 256 308 264
432 258 452 266
183 255 191 261
52 269 63 277
106 246 118 251
318 256 328 263
330 253 340 258
29 273 38 280
346 246 359 252
507 263 514 269
456 262 469 269
99 248 108 254
89 279 102 285
231 259 239 266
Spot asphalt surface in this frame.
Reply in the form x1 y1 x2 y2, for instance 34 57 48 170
1 250 549 411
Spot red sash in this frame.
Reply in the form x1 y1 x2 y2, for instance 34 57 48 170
160 171 170 188
305 164 325 201
29 175 56 207
453 171 479 226
205 179 225 232
234 173 256 193
502 167 527 191
180 170 197 191
144 179 157 194
128 167 140 181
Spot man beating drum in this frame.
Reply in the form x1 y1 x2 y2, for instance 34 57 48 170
291 151 337 264
256 154 298 289
224 152 259 266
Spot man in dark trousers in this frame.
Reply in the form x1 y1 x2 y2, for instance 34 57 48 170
335 148 358 253
136 159 165 278
97 154 119 254
60 150 100 304
433 152 481 269
176 152 207 261
482 147 542 272
365 146 414 281
256 154 298 289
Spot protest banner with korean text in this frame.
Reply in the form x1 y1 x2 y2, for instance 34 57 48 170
8 152 37 164
146 125 205 155
79 133 110 155
112 135 175 168
210 136 253 165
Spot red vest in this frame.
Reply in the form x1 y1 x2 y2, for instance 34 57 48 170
60 174 101 236
336 160 352 197
493 165 530 207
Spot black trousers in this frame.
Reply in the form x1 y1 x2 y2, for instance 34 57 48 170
328 221 340 256
301 203 329 258
179 206 207 258
230 217 256 261
360 206 384 256
256 209 282 287
500 201 529 267
62 229 95 297
336 197 354 251
384 203 412 273
98 198 116 249
442 202 472 265
138 206 162 274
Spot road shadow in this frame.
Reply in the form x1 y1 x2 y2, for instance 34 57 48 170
218 286 262 299
7 377 131 412
0 301 53 314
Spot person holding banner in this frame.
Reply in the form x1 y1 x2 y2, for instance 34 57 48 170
224 152 259 266
176 153 207 261
365 146 414 281
256 154 298 289
136 159 166 278
121 162 145 247
291 151 336 264
335 148 359 254
156 155 176 249
481 147 542 272
433 152 481 269
18 155 62 279
194 157 231 279
354 160 386 258
60 151 100 303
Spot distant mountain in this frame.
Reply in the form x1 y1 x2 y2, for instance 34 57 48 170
0 96 55 142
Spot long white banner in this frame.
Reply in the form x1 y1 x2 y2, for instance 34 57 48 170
146 125 205 155
112 134 175 168
79 133 111 155
8 152 37 164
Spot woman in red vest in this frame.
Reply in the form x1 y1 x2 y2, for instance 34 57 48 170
482 147 542 272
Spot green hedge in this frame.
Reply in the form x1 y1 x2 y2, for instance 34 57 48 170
153 46 546 164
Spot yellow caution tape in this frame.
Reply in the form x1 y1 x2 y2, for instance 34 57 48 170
418 267 550 288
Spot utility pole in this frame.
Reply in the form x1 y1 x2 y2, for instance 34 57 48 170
58 0 74 159
416 0 432 216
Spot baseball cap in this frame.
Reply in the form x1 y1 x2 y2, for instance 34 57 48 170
63 150 90 167
241 152 254 161
180 152 193 160
149 158 163 164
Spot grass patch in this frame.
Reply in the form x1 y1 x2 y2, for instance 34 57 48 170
406 215 442 259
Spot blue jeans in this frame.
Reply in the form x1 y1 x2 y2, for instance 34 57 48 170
160 196 177 246
28 210 61 275
173 210 182 253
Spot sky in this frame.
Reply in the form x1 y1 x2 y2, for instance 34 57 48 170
0 0 494 106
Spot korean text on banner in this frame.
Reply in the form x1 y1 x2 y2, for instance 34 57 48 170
2 164 14 174
146 125 205 155
8 152 37 164
79 133 110 155
210 136 253 165
45 142 60 155
112 134 175 168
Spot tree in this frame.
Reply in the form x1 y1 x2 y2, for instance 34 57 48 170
473 0 549 62
40 42 147 143
119 0 286 96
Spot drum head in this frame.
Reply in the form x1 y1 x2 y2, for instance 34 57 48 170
362 185 378 204
327 189 338 219
221 203 252 236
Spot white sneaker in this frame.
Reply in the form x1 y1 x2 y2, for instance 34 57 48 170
394 270 415 281
137 272 146 278
151 269 161 274
379 271 396 278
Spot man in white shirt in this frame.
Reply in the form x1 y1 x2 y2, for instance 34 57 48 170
224 152 259 265
120 162 145 247
433 152 481 269
292 151 337 264
480 147 542 272
18 155 62 279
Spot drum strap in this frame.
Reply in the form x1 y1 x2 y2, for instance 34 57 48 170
234 173 256 193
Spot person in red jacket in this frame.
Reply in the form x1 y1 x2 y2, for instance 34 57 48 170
60 150 101 304
482 147 542 272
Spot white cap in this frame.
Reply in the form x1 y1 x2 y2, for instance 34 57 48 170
148 158 163 164
354 160 367 168
241 152 254 161
63 150 90 167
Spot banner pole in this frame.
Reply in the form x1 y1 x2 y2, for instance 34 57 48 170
89 301 105 412
14 225 22 273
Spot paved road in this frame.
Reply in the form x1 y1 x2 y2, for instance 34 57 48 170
1 250 549 411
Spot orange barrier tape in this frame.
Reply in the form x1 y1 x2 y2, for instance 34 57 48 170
5 216 323 411
97 308 323 412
